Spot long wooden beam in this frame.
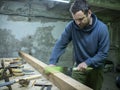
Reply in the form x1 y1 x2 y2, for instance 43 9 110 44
19 51 93 90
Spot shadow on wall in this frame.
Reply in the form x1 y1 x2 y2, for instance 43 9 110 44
0 26 54 62
0 29 20 57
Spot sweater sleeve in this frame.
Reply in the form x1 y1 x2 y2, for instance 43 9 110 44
85 24 110 68
49 23 72 65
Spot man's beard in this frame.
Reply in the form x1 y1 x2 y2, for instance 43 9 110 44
78 19 90 29
78 24 86 29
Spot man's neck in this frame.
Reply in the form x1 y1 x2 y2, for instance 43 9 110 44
89 17 92 25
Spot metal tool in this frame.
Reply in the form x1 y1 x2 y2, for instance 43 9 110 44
0 60 13 90
0 74 41 88
34 83 52 90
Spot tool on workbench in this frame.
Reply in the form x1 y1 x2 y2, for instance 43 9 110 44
34 83 52 90
73 67 93 71
44 66 93 75
12 68 34 73
0 74 41 87
11 68 35 76
44 66 64 75
0 59 13 90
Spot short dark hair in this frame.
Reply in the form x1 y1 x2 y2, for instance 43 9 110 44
69 0 90 15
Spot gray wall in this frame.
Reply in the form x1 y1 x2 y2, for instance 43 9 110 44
0 14 74 66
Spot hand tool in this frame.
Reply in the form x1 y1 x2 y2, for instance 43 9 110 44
73 67 93 71
11 68 35 76
34 83 52 90
0 60 13 90
44 66 64 74
0 74 41 87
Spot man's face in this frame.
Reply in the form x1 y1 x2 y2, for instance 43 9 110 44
72 10 91 29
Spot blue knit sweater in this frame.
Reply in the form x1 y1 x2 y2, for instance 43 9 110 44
49 14 110 68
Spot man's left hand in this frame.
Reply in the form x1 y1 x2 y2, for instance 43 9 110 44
77 62 88 71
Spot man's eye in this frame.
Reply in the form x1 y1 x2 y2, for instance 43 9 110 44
79 18 84 21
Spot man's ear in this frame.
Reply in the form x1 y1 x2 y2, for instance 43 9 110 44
88 10 92 16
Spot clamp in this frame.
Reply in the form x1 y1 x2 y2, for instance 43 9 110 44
34 83 52 90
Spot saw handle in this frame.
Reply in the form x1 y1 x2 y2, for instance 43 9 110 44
73 67 93 71
24 74 41 80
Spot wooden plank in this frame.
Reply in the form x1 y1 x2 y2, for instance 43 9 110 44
19 51 93 90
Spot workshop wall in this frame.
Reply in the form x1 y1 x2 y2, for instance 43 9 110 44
0 15 74 66
0 0 73 67
108 22 120 69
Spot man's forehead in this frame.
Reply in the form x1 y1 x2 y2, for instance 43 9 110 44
73 11 86 19
75 11 85 15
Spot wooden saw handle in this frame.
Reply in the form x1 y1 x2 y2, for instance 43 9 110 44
24 74 42 80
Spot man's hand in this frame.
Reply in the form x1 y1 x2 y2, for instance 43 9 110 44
77 62 88 71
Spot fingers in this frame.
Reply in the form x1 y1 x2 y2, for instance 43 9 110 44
77 66 86 71
77 62 87 71
49 64 56 66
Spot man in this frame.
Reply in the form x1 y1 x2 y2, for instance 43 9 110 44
49 0 110 90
